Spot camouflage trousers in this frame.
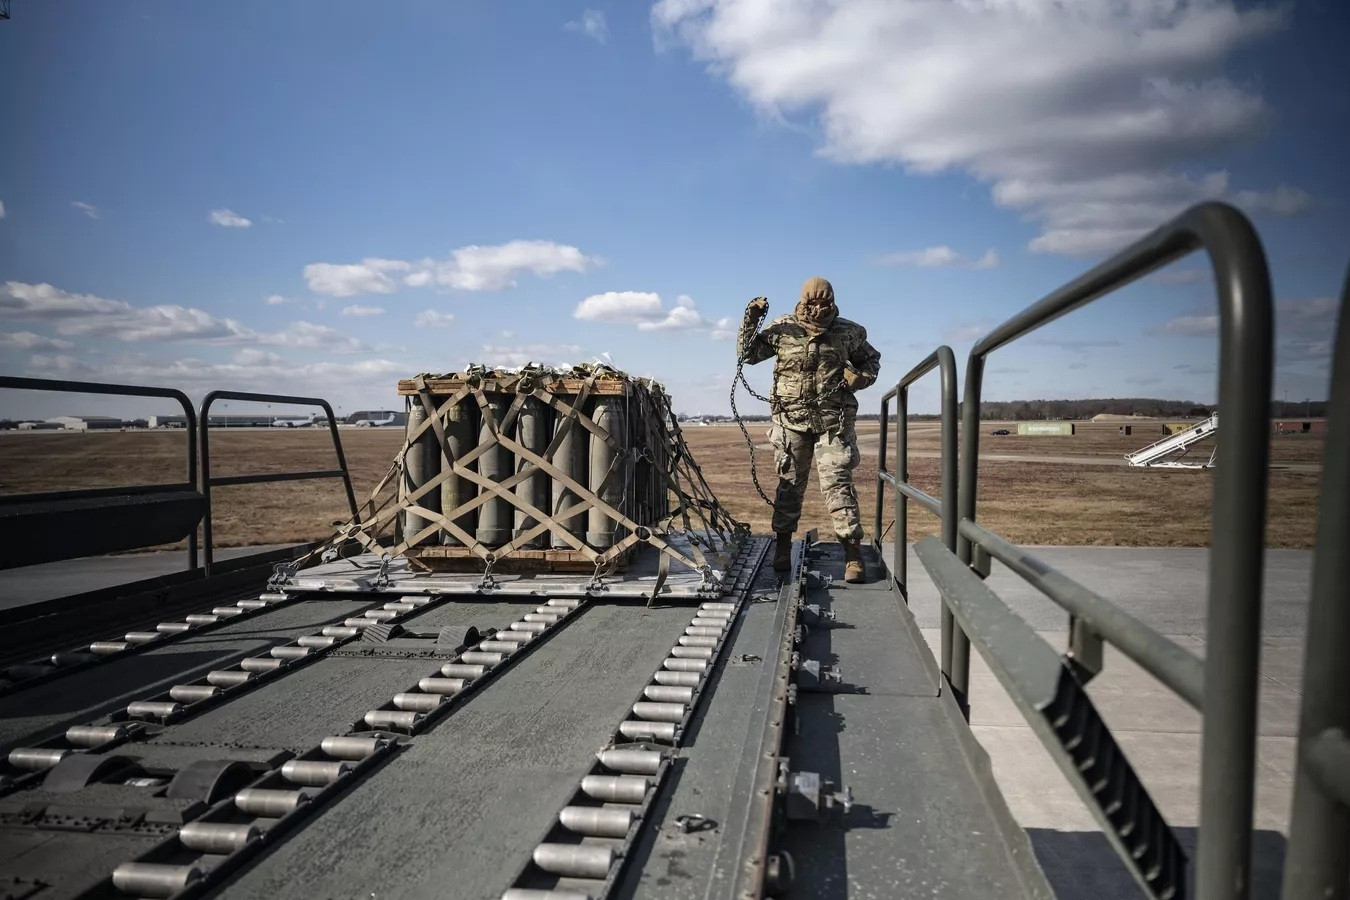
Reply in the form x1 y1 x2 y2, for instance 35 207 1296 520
768 420 863 542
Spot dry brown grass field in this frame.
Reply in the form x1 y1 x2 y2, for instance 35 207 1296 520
0 419 1322 551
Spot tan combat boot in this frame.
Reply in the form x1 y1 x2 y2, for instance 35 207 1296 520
772 532 793 572
842 538 865 583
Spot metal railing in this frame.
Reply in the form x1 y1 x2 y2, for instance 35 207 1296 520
910 201 1274 900
199 390 359 573
1279 267 1349 899
872 346 969 710
0 375 200 570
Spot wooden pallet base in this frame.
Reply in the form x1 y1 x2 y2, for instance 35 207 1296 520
404 544 636 574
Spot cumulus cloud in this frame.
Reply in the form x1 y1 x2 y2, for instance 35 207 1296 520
653 0 1299 257
265 294 289 305
573 291 730 338
566 9 609 43
1 282 366 352
478 343 585 368
303 259 410 297
0 331 76 351
71 201 100 220
305 240 600 296
877 246 999 269
1158 314 1220 336
414 309 456 328
341 304 385 317
208 208 253 228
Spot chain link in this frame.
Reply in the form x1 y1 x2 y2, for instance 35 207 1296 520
731 308 777 509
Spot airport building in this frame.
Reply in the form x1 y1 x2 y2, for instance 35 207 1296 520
43 415 125 431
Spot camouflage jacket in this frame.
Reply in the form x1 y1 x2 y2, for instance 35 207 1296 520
740 314 882 432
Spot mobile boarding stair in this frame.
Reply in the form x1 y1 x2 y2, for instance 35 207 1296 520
0 200 1344 900
1125 414 1220 469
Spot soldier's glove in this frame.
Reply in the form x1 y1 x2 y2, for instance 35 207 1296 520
744 296 769 324
843 366 868 392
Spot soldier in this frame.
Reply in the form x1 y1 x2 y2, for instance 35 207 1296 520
738 276 882 583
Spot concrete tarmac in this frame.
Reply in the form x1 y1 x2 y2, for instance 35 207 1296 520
882 542 1311 899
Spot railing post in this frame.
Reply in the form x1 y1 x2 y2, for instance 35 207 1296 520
874 393 890 557
896 385 908 592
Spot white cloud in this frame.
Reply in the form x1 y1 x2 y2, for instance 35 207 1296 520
0 331 75 351
1158 314 1220 336
265 294 289 305
478 343 585 368
944 321 994 343
2 282 132 319
877 246 999 269
71 201 100 220
654 0 1296 257
341 304 386 317
305 240 600 296
414 309 456 328
1277 297 1338 327
710 317 735 341
263 321 365 353
574 291 665 323
304 258 409 297
208 208 253 228
566 9 609 44
1232 185 1312 217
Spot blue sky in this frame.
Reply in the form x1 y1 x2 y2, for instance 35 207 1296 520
1 0 1346 420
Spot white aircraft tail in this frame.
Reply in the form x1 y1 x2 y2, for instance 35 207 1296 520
1124 414 1219 469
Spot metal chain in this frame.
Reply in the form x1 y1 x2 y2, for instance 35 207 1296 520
730 310 776 508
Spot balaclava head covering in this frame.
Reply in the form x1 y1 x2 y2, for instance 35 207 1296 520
796 276 838 336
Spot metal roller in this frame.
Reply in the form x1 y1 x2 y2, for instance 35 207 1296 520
694 610 731 621
418 676 465 695
475 393 514 547
493 630 533 643
514 395 552 550
5 663 53 679
700 602 737 612
559 805 634 838
678 635 719 648
393 692 443 712
551 407 589 550
653 671 701 687
440 396 478 546
281 759 351 786
662 658 707 673
66 724 128 747
671 646 713 660
179 821 260 853
511 621 548 634
322 625 360 639
580 774 651 803
211 606 245 617
342 618 374 629
685 626 724 638
364 709 423 730
546 598 582 609
259 591 289 603
477 641 520 654
501 890 594 900
405 595 434 606
633 701 686 723
587 396 628 549
364 609 399 621
270 645 312 660
123 631 160 644
235 787 309 816
185 614 220 626
169 684 219 703
111 862 202 897
156 622 192 634
597 748 663 775
440 663 486 679
127 701 182 720
321 735 388 759
236 598 268 610
89 641 130 655
523 612 561 623
401 398 442 547
533 843 614 880
383 601 418 611
240 657 285 672
8 748 69 770
461 651 504 666
297 635 338 648
644 685 695 704
619 721 678 742
207 670 255 687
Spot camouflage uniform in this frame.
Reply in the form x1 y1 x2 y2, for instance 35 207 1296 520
739 278 882 542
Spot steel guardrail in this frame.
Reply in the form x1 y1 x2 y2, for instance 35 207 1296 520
942 201 1273 899
872 345 968 708
198 390 358 573
0 374 200 570
1279 266 1349 899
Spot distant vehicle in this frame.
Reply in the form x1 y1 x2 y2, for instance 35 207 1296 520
353 412 398 427
271 415 318 428
990 428 1011 435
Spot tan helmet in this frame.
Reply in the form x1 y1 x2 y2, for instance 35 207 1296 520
800 276 834 303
